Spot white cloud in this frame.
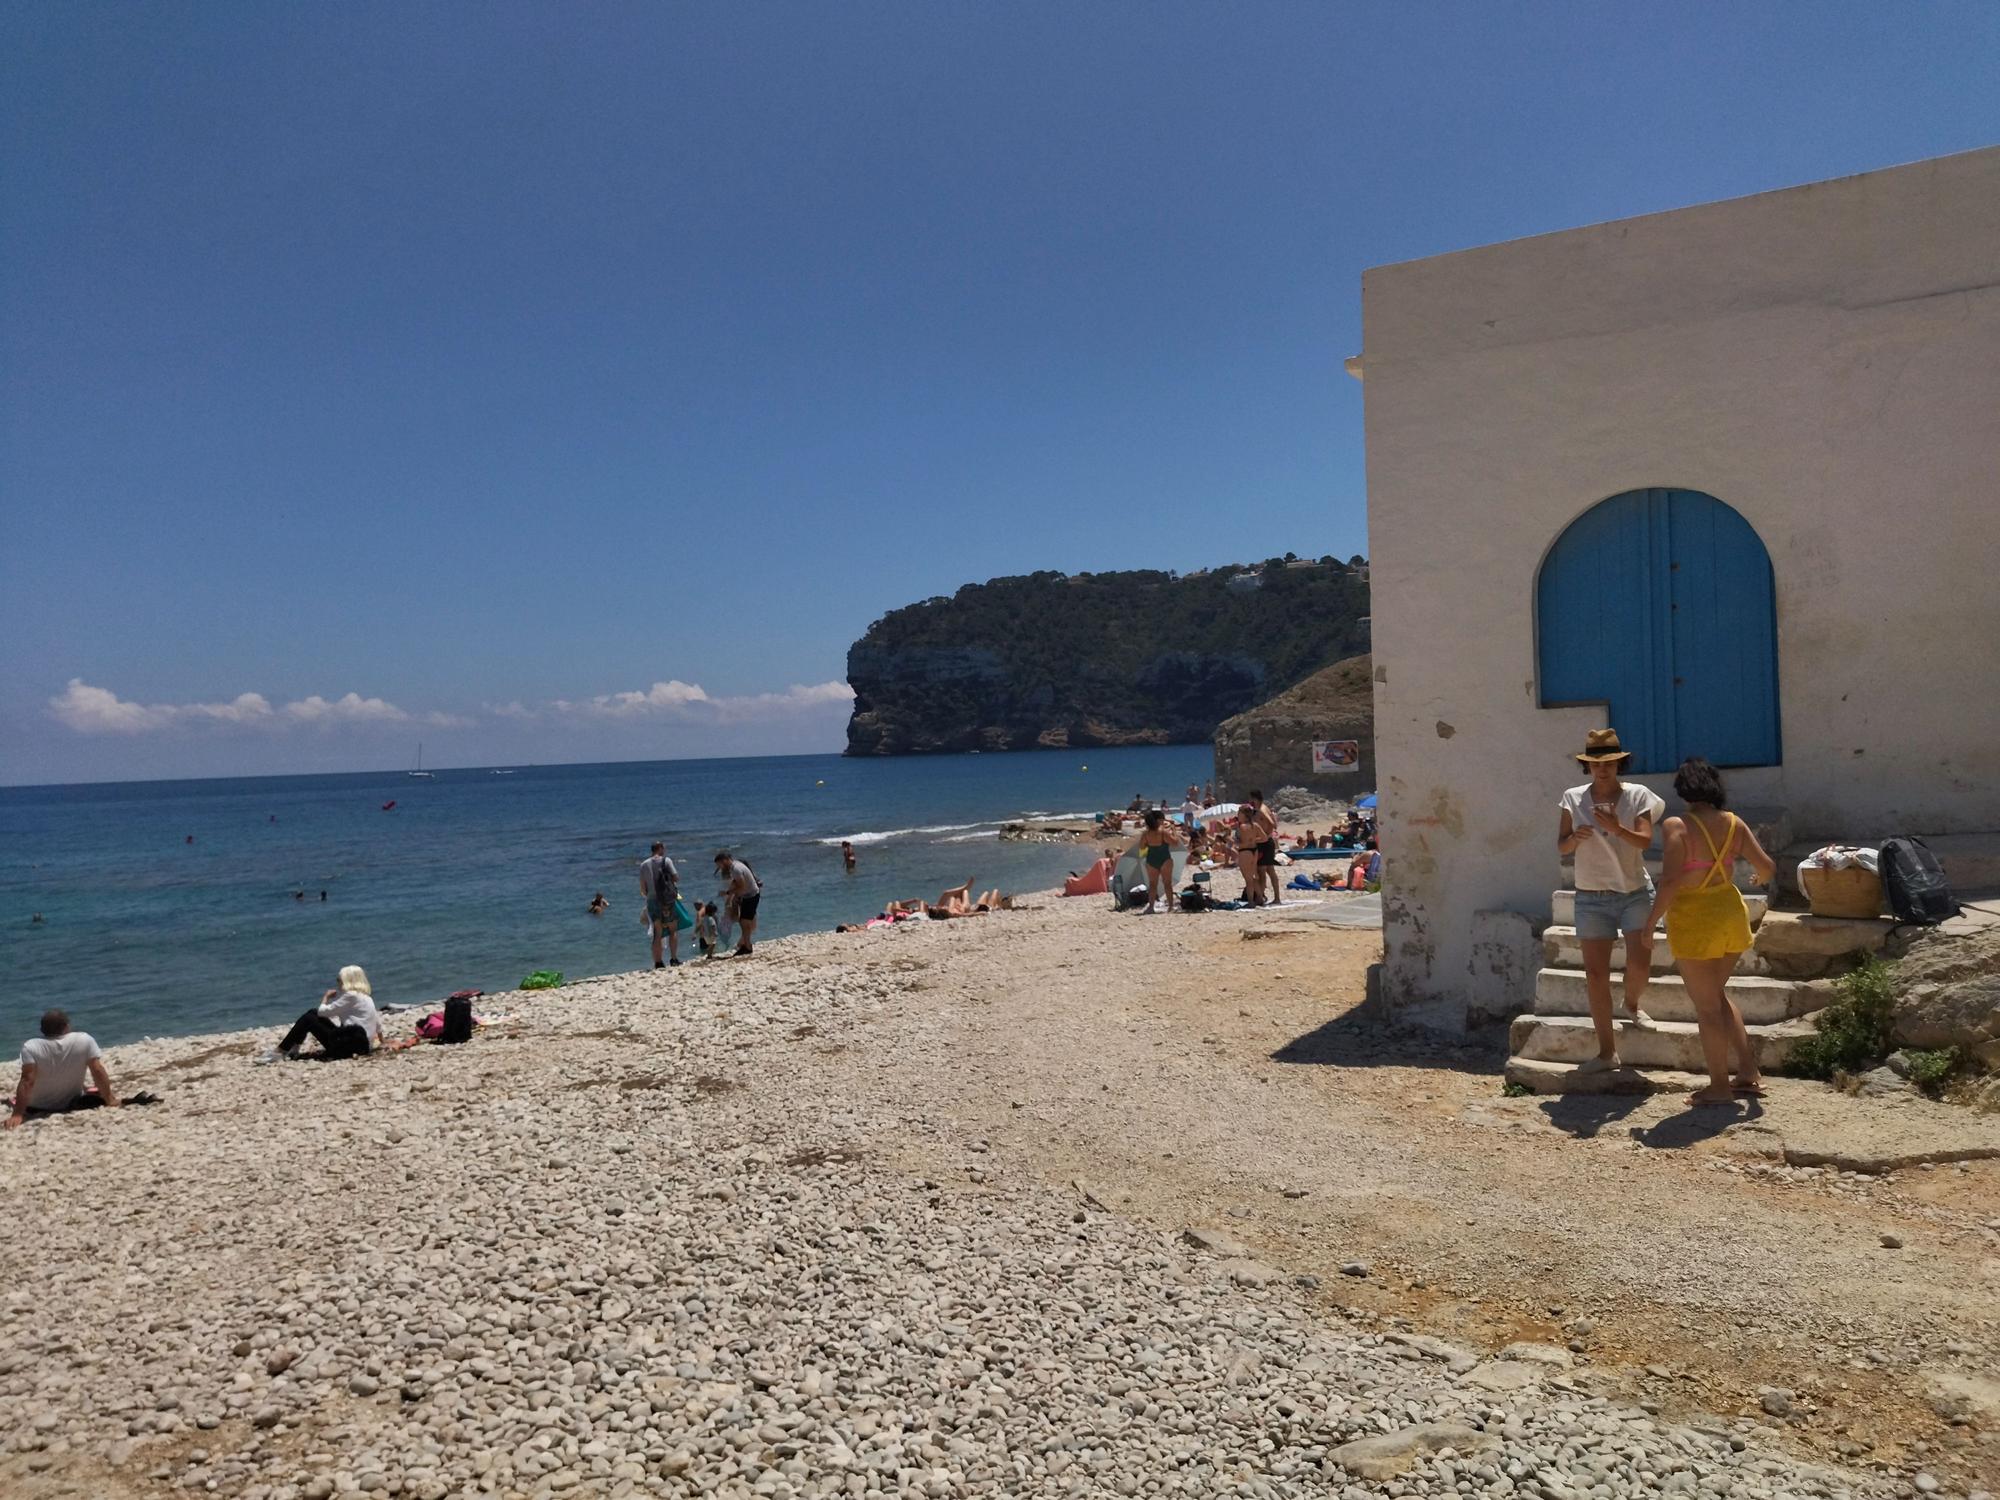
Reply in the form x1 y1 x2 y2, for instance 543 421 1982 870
47 679 467 735
543 679 851 724
48 676 845 739
281 692 405 726
711 681 855 723
552 679 713 720
49 680 177 733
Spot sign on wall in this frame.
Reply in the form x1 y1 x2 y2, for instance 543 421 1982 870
1312 740 1361 773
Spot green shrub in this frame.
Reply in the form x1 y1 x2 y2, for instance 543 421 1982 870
1501 1080 1534 1098
1901 1047 1967 1096
1783 956 1896 1080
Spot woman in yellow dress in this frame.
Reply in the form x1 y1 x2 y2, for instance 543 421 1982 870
1645 759 1778 1105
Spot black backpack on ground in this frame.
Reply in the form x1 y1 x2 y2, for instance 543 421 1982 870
1879 837 1960 926
441 992 477 1044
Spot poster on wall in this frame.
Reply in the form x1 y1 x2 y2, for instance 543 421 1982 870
1312 740 1361 773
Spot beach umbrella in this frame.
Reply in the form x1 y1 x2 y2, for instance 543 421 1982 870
1197 803 1241 824
1356 794 1378 810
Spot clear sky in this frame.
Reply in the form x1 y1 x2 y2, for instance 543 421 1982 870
4 3 1997 784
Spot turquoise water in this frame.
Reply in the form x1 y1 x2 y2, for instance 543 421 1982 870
0 746 1212 1048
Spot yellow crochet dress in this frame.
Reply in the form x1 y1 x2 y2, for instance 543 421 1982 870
1665 812 1755 961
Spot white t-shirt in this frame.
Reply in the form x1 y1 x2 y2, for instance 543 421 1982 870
319 990 383 1043
20 1032 104 1110
1180 799 1202 822
1561 781 1666 893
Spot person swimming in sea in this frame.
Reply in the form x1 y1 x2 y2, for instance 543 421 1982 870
588 892 609 915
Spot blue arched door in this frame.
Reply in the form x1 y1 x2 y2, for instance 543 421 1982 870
1537 488 1779 772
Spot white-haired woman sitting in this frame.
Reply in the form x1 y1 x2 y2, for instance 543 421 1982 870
265 965 383 1062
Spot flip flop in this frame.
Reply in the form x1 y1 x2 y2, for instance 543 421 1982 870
1732 1079 1768 1097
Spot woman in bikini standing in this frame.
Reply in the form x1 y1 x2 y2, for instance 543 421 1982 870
1645 757 1778 1106
1137 809 1180 914
1234 791 1272 906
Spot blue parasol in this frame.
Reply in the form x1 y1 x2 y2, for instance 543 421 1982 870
1356 794 1378 809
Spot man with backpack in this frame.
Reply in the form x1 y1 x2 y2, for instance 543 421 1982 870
640 841 683 969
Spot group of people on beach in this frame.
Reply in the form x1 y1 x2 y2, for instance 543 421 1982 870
583 844 764 967
1560 728 1777 1106
10 737 1776 1114
835 877 1018 931
1127 788 1379 913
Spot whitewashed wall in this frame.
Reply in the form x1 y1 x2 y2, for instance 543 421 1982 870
1359 147 2000 1025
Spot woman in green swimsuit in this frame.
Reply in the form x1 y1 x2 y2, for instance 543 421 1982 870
1138 809 1181 914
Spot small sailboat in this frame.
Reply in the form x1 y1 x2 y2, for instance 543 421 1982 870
407 742 435 779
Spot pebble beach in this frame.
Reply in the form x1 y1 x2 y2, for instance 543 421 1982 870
0 890 1951 1500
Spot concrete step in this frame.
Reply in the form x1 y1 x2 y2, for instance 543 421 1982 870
1532 967 1830 1026
1543 925 1782 978
1505 1057 1714 1096
1551 889 1767 928
1509 1013 1812 1072
1545 924 1683 969
1752 910 1899 961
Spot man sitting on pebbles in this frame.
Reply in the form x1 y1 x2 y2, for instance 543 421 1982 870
6 1009 123 1129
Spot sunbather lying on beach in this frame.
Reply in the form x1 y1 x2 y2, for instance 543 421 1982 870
932 878 976 916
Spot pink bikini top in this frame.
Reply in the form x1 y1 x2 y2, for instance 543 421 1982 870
1681 813 1739 886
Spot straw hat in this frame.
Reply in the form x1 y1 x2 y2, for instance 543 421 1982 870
1574 728 1631 765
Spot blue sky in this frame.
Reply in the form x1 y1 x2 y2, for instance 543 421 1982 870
4 3 1997 784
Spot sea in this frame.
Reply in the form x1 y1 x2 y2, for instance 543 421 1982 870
0 745 1213 1049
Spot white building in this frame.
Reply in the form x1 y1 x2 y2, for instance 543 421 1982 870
1356 147 2000 1026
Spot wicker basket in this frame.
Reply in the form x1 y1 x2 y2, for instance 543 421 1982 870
1801 862 1885 919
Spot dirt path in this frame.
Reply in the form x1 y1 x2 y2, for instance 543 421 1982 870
800 897 2000 1489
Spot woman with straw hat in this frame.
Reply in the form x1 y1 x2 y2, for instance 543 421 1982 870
1556 729 1665 1072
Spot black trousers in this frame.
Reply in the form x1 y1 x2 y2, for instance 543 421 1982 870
279 1011 372 1059
15 1093 106 1119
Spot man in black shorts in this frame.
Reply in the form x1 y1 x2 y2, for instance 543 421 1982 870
714 849 762 957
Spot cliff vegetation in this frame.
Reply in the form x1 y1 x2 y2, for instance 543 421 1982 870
845 559 1369 756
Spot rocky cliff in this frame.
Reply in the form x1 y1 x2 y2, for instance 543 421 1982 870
844 563 1369 756
1212 653 1374 798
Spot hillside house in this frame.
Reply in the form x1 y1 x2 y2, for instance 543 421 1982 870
1355 147 2000 1025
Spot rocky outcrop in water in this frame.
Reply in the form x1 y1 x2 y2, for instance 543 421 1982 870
844 564 1369 756
1212 653 1374 799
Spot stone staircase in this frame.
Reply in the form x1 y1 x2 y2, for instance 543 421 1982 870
1505 887 1900 1095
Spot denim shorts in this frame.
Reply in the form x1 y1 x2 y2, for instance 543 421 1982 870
1572 886 1654 940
